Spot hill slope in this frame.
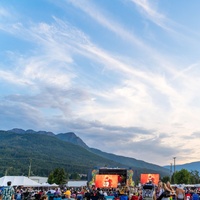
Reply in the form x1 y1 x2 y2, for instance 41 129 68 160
55 132 89 149
0 130 126 177
89 148 169 177
47 130 169 177
2 129 169 178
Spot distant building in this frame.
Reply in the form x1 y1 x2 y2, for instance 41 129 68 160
29 176 48 184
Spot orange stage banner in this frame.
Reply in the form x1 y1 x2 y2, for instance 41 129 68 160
95 174 119 188
140 173 159 185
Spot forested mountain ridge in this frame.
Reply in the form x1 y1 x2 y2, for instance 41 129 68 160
0 128 169 178
89 148 169 176
0 130 126 176
9 128 88 149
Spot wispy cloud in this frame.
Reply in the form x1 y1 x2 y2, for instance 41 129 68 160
1 2 200 165
65 0 189 83
129 0 171 31
129 0 200 48
0 14 189 134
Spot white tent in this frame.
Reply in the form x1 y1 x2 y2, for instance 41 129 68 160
29 176 48 184
0 176 42 187
41 182 51 187
67 181 87 187
51 183 59 187
41 182 58 187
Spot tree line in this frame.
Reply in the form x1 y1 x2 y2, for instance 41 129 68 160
48 168 200 185
47 168 87 185
162 169 200 184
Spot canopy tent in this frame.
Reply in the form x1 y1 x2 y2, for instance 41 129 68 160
41 182 58 187
41 182 51 187
195 184 200 187
51 183 59 187
0 176 42 187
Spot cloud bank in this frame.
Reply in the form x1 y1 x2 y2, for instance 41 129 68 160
0 0 200 165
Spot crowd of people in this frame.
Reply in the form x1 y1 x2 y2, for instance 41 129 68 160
1 181 200 200
0 182 136 200
153 181 200 200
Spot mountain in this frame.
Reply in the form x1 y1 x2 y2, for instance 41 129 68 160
55 132 89 149
89 148 169 176
164 161 200 172
50 130 169 176
0 128 169 178
9 128 88 148
9 128 55 136
0 130 126 177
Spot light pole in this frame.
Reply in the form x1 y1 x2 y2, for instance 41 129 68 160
170 163 172 182
173 157 176 173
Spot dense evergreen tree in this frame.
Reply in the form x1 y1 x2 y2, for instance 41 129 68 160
48 168 67 185
70 172 81 180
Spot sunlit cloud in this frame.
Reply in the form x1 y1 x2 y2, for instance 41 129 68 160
1 1 200 165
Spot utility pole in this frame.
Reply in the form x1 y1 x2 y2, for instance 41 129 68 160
5 167 12 176
173 157 176 173
170 163 172 182
28 159 32 178
5 169 8 176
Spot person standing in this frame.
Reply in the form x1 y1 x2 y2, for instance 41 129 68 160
154 181 164 200
2 181 14 200
162 181 174 200
64 190 75 200
176 185 185 200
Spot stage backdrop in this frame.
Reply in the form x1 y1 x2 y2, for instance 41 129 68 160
140 174 160 185
95 174 118 188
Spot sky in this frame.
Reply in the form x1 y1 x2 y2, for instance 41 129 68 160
1 0 200 167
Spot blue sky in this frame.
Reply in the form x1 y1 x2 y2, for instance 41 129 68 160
1 0 200 166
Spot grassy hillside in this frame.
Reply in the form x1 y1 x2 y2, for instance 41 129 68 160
0 131 126 177
0 129 169 179
89 148 169 177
